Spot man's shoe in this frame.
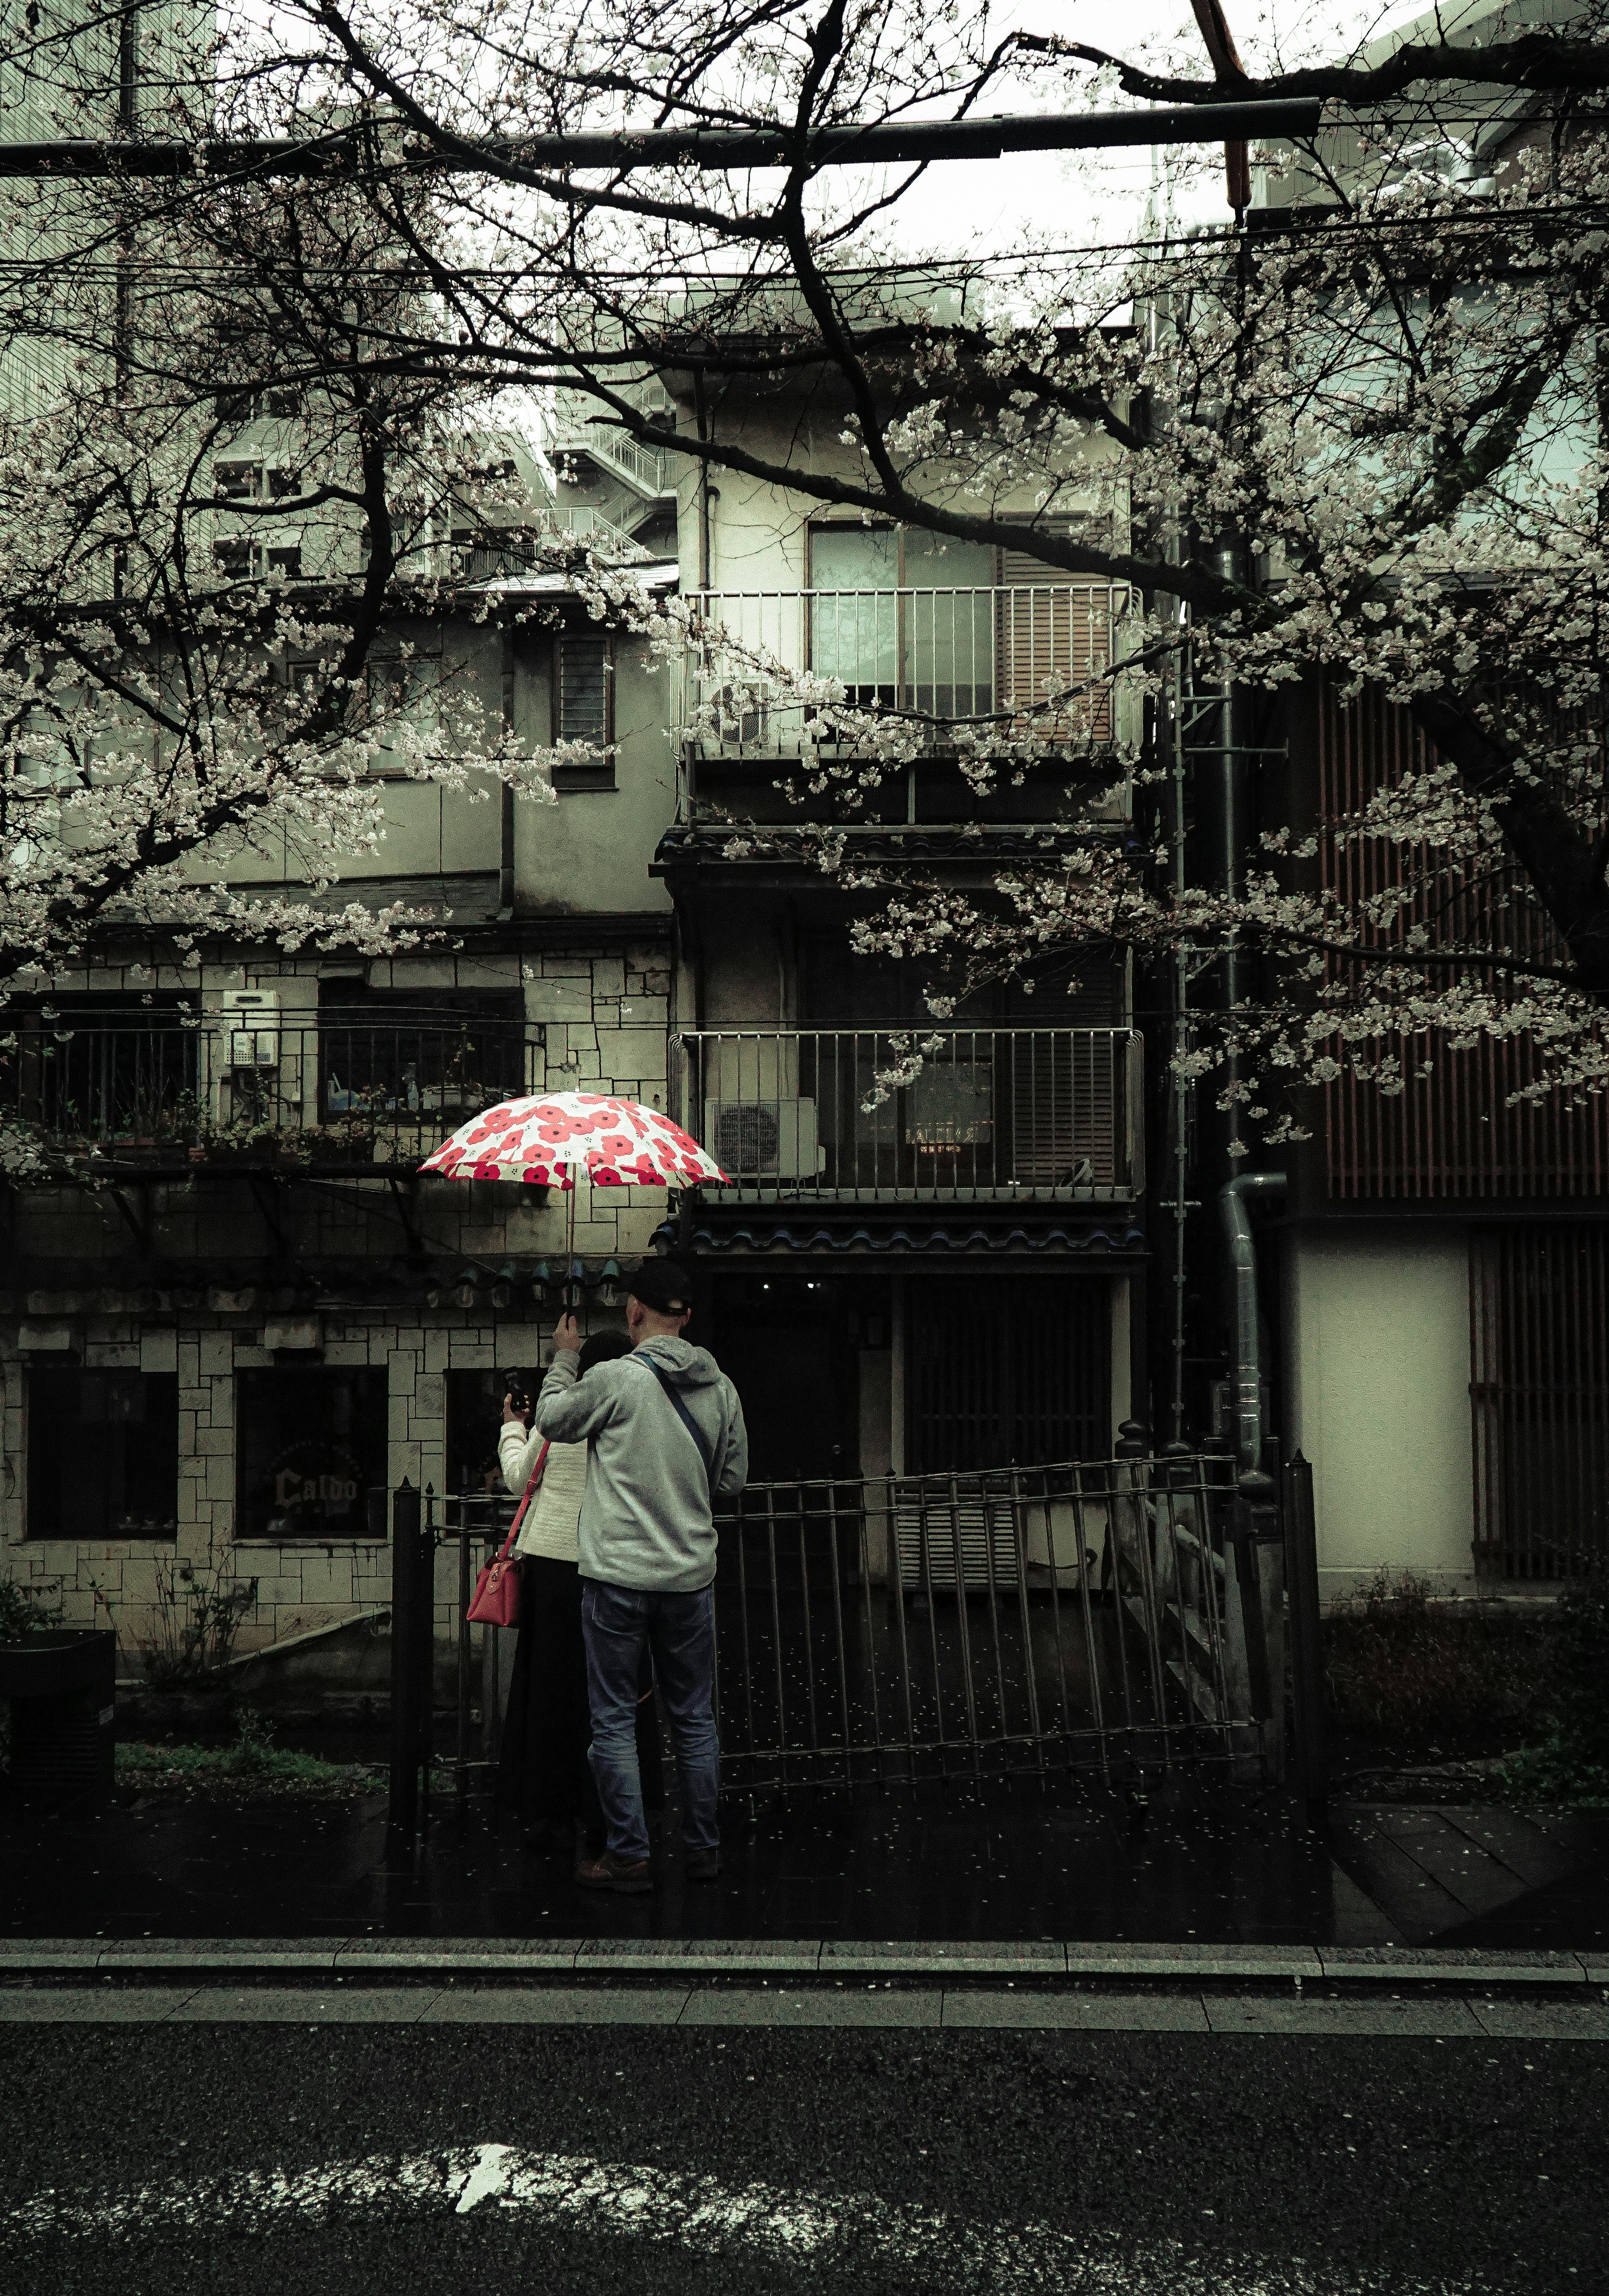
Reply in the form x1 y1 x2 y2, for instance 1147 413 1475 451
574 1849 653 1895
684 1847 723 1882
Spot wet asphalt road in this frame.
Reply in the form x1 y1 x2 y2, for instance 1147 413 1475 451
3 2021 1602 2294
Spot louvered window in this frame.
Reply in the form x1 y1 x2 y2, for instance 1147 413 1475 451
558 634 611 743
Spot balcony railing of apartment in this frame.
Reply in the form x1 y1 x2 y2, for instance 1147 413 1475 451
3 1011 538 1166
552 418 675 499
679 584 1133 760
674 1028 1142 1202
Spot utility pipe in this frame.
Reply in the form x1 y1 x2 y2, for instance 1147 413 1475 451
0 101 1323 182
1218 1170 1286 1469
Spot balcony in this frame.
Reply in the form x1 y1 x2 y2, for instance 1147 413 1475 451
3 1009 538 1168
674 1028 1142 1202
679 583 1134 762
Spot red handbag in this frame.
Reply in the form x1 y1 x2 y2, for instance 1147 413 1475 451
466 1441 549 1627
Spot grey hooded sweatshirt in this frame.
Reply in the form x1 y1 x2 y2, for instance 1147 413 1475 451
534 1337 749 1593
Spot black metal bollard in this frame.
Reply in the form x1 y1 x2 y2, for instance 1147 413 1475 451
388 1481 424 1843
1283 1451 1329 1820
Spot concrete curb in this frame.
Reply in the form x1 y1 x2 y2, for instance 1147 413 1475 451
1 1938 1603 1991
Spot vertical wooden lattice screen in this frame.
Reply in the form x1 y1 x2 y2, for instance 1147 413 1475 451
1469 1226 1609 1578
996 556 1116 740
906 1275 1110 1474
1319 683 1609 1197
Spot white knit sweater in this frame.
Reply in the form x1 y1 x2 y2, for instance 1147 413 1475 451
498 1422 588 1564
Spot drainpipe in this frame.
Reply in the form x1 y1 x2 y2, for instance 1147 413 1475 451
1218 1171 1286 1469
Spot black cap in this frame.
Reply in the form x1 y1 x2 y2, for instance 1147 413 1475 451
629 1257 694 1316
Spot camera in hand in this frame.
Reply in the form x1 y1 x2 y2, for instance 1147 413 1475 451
503 1373 533 1417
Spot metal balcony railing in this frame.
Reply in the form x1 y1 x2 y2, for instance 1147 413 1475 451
3 1011 538 1164
675 1027 1142 1201
679 584 1133 760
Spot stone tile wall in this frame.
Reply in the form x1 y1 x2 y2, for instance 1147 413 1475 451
0 939 677 1678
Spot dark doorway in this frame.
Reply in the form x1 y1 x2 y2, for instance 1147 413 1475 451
905 1274 1110 1472
706 1275 862 1482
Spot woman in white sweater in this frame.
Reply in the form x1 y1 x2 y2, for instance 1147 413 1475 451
495 1329 648 1854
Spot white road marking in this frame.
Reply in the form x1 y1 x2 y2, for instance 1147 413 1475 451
6 2140 1478 2292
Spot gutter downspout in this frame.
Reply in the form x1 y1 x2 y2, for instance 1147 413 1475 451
1219 1170 1286 1468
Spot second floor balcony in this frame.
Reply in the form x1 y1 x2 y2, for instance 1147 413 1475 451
674 1027 1142 1202
679 582 1135 765
3 1006 538 1169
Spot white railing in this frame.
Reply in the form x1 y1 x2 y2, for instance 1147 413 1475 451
553 419 675 497
679 584 1134 758
675 1026 1143 1201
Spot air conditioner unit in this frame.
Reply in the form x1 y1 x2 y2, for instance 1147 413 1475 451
704 1098 820 1179
223 988 279 1068
895 1490 1023 1592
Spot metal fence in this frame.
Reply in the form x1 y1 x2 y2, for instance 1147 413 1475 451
674 1026 1143 1200
679 584 1133 758
388 1449 1320 1837
2 1009 537 1161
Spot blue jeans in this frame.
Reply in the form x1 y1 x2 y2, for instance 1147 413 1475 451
581 1581 720 1863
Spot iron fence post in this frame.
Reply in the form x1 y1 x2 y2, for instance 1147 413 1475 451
387 1479 422 1842
1283 1451 1328 1819
1229 1466 1275 1740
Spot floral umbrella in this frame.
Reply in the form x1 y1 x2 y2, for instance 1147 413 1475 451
418 1090 729 1276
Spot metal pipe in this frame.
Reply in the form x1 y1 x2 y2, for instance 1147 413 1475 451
0 101 1323 183
1218 1171 1286 1469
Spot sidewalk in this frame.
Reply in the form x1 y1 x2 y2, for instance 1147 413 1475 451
4 1775 1605 1949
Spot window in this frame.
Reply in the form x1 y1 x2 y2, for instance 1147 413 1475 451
446 1367 541 1498
809 525 996 717
807 524 1116 738
557 633 610 743
28 1369 178 1538
317 984 530 1133
214 538 254 579
266 544 302 579
9 991 199 1144
213 459 261 501
236 1367 388 1541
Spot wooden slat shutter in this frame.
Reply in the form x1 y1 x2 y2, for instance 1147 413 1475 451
997 549 1113 739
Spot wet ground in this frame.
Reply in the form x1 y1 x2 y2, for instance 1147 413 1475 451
3 1770 1604 1948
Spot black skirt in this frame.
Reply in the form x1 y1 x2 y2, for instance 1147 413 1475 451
497 1555 662 1827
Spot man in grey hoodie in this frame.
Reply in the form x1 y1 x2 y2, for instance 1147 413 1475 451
534 1257 748 1893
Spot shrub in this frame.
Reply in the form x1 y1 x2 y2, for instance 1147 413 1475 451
1322 1568 1547 1745
1499 1573 1609 1806
0 1578 62 1639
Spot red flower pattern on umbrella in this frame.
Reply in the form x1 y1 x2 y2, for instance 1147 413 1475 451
418 1092 728 1191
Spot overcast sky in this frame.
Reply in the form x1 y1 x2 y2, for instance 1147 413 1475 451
861 0 1442 259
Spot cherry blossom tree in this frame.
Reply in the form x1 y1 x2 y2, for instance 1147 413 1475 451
12 0 1609 1143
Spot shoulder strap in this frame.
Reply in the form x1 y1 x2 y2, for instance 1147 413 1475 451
636 1355 715 1491
504 1440 551 1551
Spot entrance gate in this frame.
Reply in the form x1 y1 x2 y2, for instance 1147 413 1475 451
385 1450 1322 1838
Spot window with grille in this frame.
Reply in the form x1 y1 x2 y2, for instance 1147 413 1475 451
558 634 611 743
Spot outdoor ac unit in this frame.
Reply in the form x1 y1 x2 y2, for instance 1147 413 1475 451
895 1491 1023 1593
704 1098 820 1179
222 988 279 1068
